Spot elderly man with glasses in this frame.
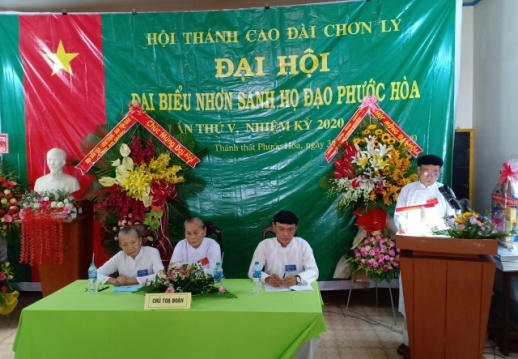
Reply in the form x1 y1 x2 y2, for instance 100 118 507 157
394 154 455 235
394 154 457 356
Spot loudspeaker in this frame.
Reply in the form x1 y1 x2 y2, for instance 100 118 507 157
452 129 474 205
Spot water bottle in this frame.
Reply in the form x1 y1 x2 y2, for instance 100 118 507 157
214 262 223 286
252 261 262 292
87 261 98 294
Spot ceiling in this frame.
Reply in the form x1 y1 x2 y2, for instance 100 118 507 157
0 0 478 13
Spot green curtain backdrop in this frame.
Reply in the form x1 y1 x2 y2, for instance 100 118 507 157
0 0 457 281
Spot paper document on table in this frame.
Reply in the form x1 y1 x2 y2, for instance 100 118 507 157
112 285 143 292
290 284 313 291
264 284 313 292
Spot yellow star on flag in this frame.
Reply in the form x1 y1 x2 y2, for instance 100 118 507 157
44 40 79 75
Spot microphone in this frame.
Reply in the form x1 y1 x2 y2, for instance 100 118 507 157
438 184 461 211
458 198 471 213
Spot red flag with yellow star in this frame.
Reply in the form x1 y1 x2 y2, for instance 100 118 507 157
19 15 109 280
20 15 105 190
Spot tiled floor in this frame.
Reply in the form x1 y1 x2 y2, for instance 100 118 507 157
1 289 518 359
0 293 41 359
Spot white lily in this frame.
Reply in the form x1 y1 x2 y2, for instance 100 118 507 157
120 143 131 158
121 156 134 168
141 194 153 208
99 177 116 187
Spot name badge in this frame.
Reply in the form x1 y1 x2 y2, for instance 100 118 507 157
198 257 209 266
137 269 149 277
285 264 297 272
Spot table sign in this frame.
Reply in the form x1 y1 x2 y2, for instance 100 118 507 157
144 293 191 310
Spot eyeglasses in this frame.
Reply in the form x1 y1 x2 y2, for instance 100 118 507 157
421 171 441 178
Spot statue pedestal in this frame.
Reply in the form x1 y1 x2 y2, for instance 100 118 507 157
36 213 93 297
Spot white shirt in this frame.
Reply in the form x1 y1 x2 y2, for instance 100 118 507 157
394 181 455 235
169 237 221 276
97 246 164 285
248 237 319 284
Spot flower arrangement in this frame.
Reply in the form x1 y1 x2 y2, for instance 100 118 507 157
347 232 400 282
98 139 184 231
138 262 236 298
80 123 207 259
0 260 19 314
323 115 418 214
432 211 510 239
0 160 23 239
20 190 77 220
19 190 77 266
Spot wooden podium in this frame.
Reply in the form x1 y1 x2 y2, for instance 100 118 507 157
36 211 93 297
397 235 497 359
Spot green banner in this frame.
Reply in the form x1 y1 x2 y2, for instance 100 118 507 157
0 0 457 281
103 0 456 280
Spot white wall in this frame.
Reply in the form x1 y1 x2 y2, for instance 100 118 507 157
456 6 474 130
472 0 518 212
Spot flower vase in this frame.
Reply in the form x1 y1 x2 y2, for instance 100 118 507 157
0 290 19 315
353 207 388 232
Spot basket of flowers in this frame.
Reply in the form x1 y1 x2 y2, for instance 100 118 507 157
0 160 23 240
0 260 19 315
433 210 510 240
347 231 400 282
322 114 418 225
138 262 236 298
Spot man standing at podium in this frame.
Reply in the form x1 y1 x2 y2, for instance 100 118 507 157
394 154 456 355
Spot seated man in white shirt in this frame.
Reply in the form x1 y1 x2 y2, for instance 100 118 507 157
169 217 221 276
249 210 320 359
97 226 164 286
248 210 319 287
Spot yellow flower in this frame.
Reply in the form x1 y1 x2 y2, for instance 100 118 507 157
367 124 377 130
381 133 392 143
353 138 362 144
362 129 370 136
121 165 152 201
374 129 383 136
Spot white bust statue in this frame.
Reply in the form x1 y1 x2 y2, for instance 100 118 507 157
34 148 80 194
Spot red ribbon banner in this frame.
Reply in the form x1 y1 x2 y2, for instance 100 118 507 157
76 116 137 174
324 106 369 162
129 108 200 169
370 107 422 158
76 103 200 174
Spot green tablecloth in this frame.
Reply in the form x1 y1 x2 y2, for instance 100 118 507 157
14 279 326 359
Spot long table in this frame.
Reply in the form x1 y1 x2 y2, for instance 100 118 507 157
13 279 326 359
